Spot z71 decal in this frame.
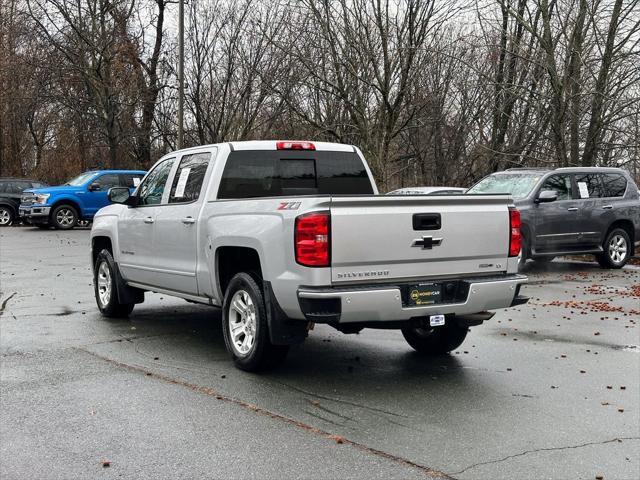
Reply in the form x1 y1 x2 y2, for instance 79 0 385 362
277 202 301 210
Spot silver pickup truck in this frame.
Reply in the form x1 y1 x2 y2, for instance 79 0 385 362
90 141 528 371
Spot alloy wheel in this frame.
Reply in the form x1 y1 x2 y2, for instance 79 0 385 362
0 208 11 226
608 234 627 264
228 289 257 356
56 208 76 227
97 261 112 307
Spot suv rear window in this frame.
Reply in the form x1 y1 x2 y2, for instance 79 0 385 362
601 173 627 197
217 151 373 199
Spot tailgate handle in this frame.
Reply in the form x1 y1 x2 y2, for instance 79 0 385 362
413 213 441 231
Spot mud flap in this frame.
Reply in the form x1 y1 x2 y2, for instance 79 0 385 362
263 281 308 345
113 262 145 305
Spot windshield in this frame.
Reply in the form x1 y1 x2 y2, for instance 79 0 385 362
467 173 541 199
65 172 97 186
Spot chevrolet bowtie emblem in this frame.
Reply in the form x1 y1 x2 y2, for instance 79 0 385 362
412 236 443 249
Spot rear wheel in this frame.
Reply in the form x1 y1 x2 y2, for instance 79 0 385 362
596 228 631 269
51 204 78 230
222 273 289 371
0 206 14 226
94 249 134 317
401 321 468 355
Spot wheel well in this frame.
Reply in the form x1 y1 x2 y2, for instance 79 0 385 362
92 236 113 267
607 220 635 254
217 247 263 295
0 202 16 214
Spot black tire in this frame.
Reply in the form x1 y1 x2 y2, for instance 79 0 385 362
94 249 134 317
596 228 631 269
401 321 468 355
222 273 289 371
51 204 78 230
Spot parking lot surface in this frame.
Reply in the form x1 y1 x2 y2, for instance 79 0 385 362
1 227 639 479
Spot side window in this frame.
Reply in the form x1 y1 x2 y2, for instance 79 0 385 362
574 173 603 199
93 174 121 191
138 158 175 206
168 152 211 203
540 174 572 200
120 174 143 189
601 174 627 198
0 181 7 193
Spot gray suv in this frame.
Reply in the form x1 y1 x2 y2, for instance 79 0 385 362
468 167 640 269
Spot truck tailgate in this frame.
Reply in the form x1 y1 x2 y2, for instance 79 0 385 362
329 195 512 284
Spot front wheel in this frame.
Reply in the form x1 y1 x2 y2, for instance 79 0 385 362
222 273 289 371
596 228 631 269
94 249 134 317
0 206 14 226
51 204 78 230
402 321 468 355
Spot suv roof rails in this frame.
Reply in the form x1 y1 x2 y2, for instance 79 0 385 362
504 167 550 171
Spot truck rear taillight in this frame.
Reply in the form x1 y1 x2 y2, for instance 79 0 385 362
295 212 330 267
276 141 316 151
509 207 521 257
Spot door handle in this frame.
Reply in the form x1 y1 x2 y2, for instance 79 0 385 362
181 216 196 225
602 205 613 210
567 207 579 212
143 216 154 224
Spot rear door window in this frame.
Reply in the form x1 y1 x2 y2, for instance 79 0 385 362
600 174 627 198
217 151 373 199
539 174 572 200
168 152 211 203
574 173 604 199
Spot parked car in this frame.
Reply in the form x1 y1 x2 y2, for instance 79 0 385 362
0 177 48 226
90 141 527 371
388 186 466 195
467 167 640 269
20 170 145 230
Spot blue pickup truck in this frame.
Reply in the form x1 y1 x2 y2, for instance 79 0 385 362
20 170 146 229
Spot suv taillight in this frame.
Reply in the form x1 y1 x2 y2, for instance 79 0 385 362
509 207 521 257
295 212 330 267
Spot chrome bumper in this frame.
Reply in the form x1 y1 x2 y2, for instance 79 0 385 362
19 206 50 218
297 274 528 324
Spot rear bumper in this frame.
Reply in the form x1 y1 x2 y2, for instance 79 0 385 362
19 206 50 222
297 274 528 324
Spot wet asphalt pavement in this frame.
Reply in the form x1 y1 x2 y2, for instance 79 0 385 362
1 227 639 480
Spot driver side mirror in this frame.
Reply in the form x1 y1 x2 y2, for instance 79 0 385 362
535 190 558 203
108 187 137 206
88 182 101 192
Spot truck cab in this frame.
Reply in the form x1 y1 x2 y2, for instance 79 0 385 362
20 170 145 229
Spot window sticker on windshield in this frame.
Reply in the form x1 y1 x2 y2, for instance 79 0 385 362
174 167 191 198
133 177 141 187
578 182 589 198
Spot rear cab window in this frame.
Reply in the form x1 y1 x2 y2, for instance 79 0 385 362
217 150 374 199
